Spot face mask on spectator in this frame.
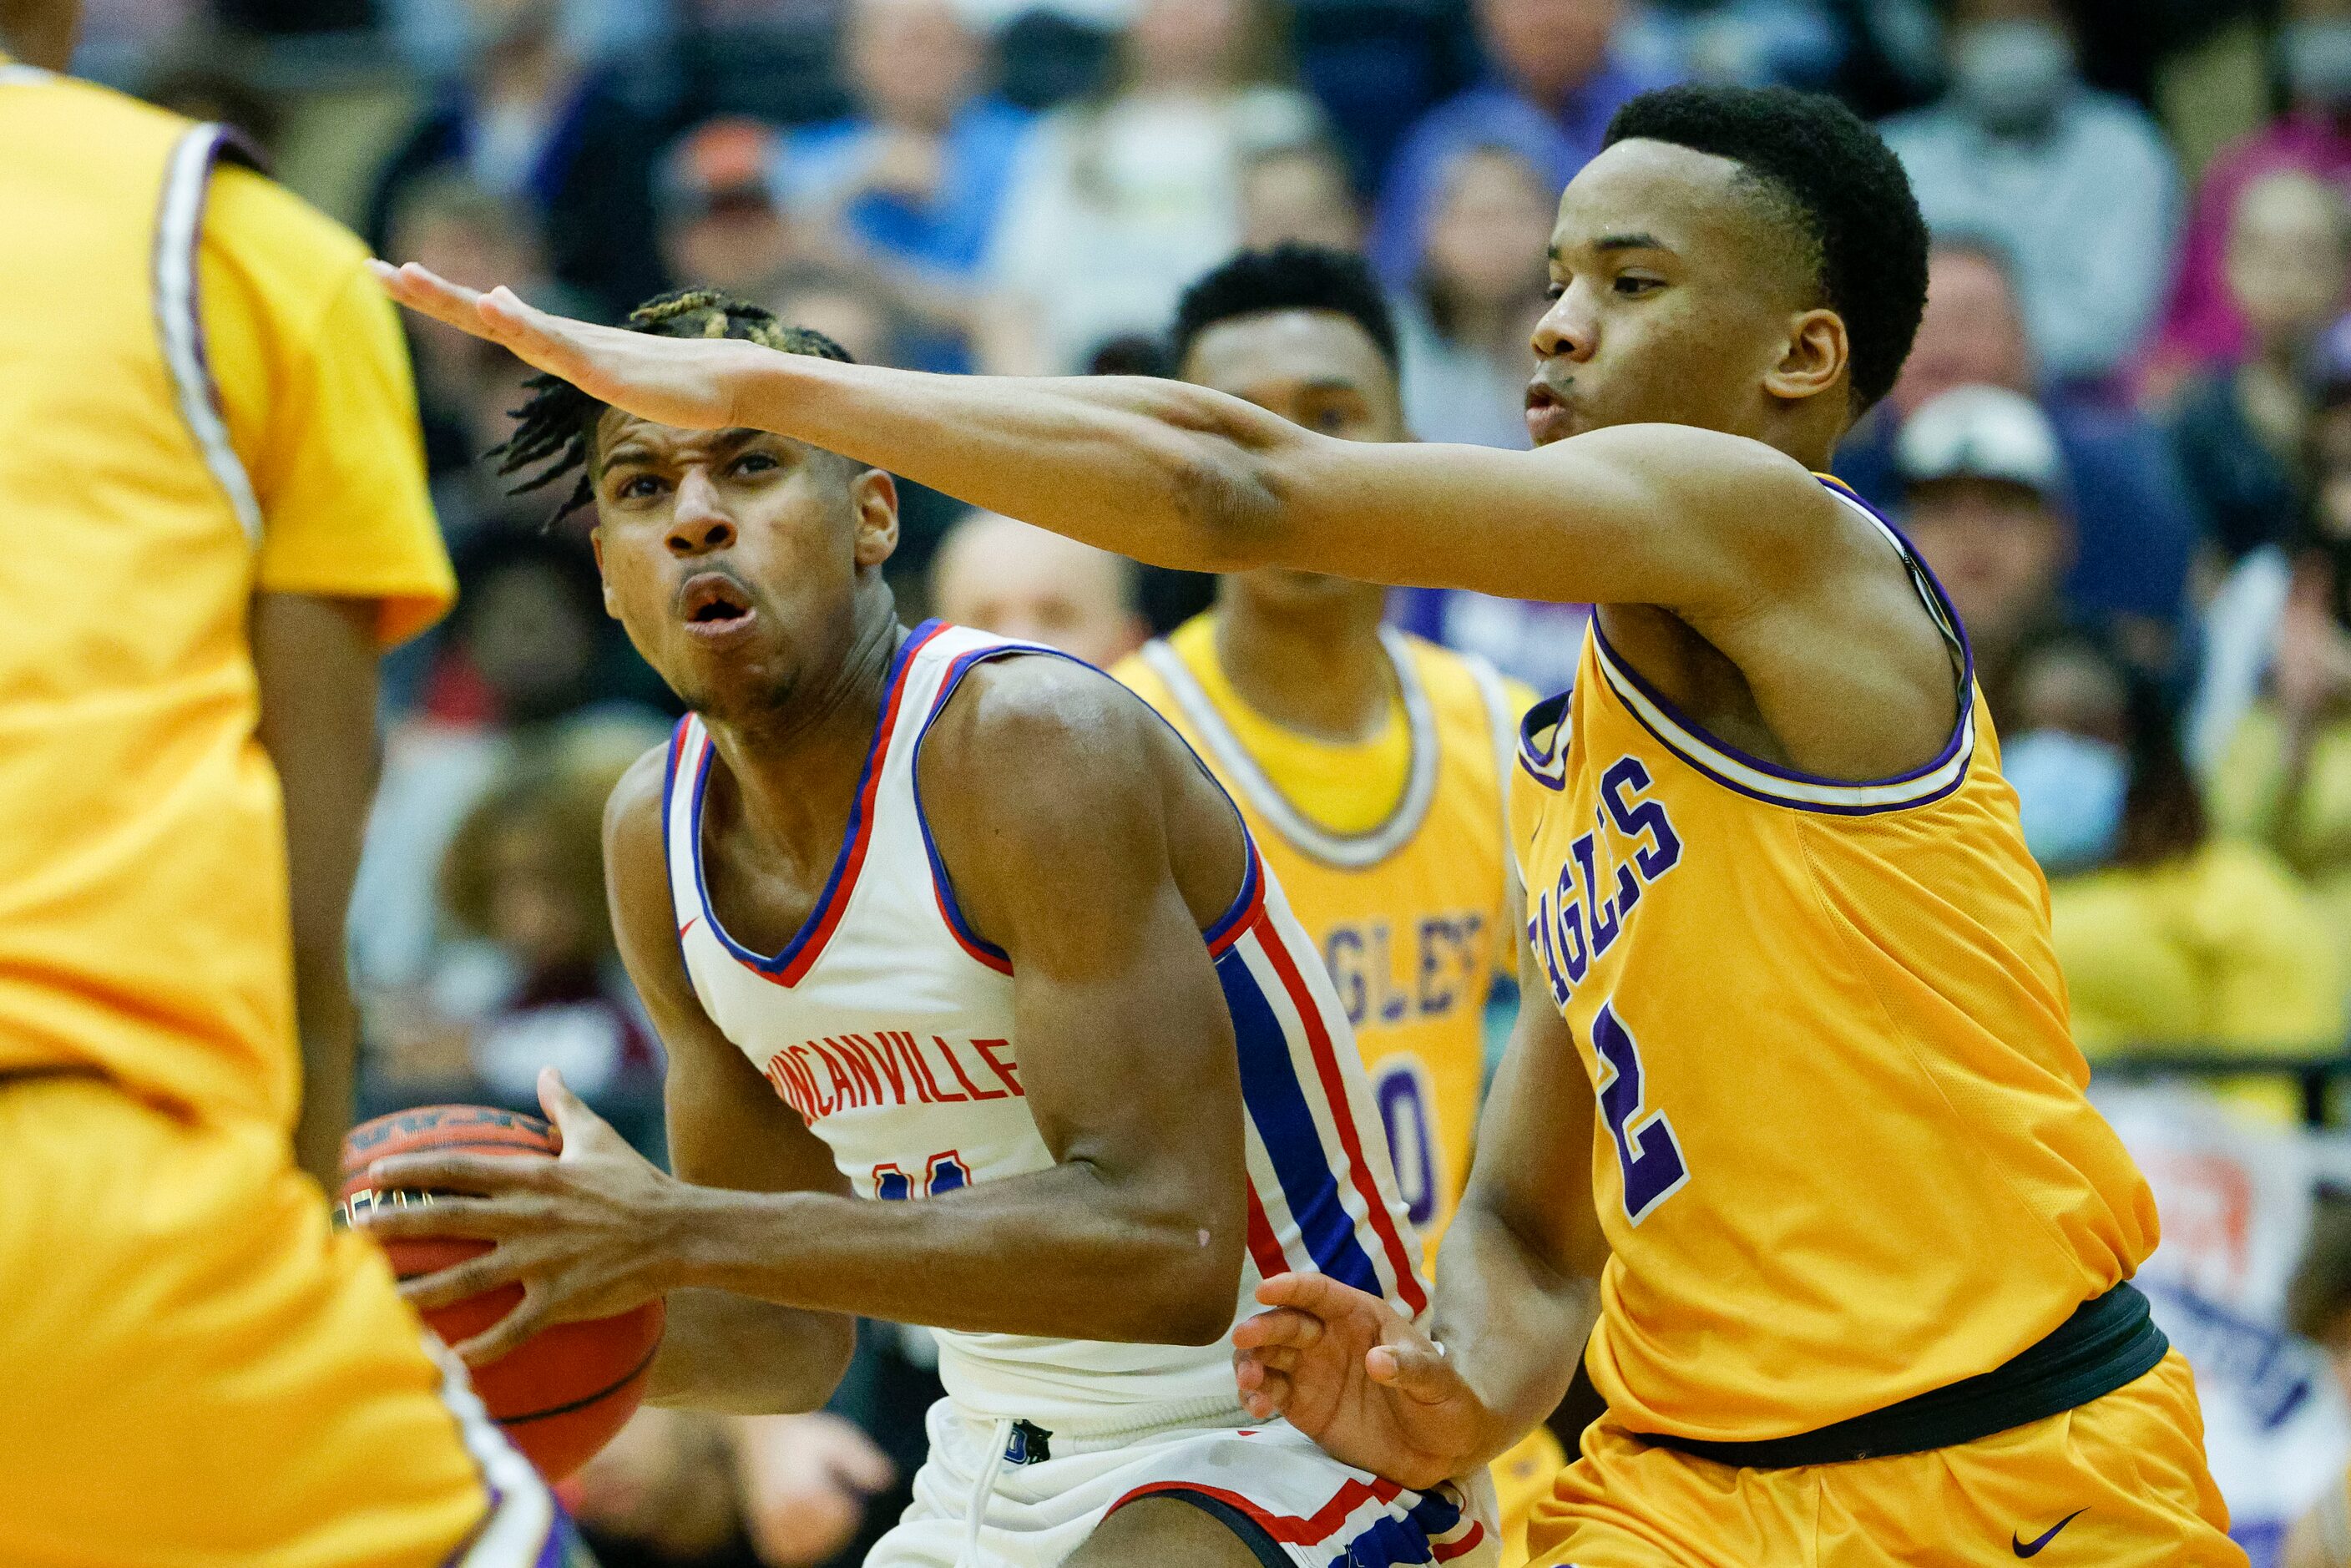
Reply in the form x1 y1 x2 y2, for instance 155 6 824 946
1951 22 2076 134
2005 729 2126 873
2284 21 2351 109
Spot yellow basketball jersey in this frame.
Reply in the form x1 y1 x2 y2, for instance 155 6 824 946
0 66 449 1130
1117 617 1529 1254
1512 478 2159 1443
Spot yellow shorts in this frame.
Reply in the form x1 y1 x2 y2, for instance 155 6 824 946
1529 1351 2245 1566
0 1074 564 1567
1493 1424 1570 1568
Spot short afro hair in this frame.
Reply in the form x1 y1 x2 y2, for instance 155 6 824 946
1170 244 1400 378
497 288 854 523
1603 84 1929 413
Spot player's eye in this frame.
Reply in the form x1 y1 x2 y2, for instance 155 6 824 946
1614 274 1662 297
613 473 665 501
731 452 780 477
1543 281 1567 302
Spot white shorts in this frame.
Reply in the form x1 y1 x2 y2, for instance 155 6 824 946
867 1399 1499 1568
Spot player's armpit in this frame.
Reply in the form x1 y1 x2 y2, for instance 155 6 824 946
604 751 857 1412
1428 933 1609 1469
917 657 1250 1347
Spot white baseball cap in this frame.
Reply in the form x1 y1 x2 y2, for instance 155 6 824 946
1895 384 2065 498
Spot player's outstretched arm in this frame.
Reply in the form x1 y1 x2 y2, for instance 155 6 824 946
359 667 1251 1350
368 262 1839 617
1233 936 1605 1487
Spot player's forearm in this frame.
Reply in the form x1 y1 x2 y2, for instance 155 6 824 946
1428 1198 1602 1470
647 1288 855 1414
731 353 1301 574
662 1163 1241 1346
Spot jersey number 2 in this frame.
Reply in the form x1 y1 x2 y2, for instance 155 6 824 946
1592 1002 1687 1224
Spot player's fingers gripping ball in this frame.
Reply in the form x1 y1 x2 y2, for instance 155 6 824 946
339 1105 665 1480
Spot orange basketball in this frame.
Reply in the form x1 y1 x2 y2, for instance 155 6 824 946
340 1105 665 1481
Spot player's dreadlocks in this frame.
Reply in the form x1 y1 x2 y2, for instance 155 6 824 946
496 288 854 523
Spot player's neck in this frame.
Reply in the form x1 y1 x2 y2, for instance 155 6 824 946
1211 581 1394 744
700 605 904 867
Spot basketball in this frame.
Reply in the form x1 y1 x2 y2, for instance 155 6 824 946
339 1105 665 1481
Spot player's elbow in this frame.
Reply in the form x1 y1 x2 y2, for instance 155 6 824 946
1125 1197 1246 1347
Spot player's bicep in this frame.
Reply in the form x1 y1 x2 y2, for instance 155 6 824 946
1276 423 1833 616
1459 935 1607 1282
927 668 1244 1200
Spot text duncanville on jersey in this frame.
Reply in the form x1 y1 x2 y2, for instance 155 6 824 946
761 1031 1026 1122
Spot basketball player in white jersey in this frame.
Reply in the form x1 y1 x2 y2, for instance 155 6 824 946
356 290 1491 1568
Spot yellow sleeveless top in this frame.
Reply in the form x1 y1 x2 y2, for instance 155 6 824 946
1118 617 1531 1255
0 64 450 1130
1512 478 2158 1441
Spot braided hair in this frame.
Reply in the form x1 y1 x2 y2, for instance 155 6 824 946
496 289 854 523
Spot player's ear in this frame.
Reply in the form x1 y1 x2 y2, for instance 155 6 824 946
851 467 900 570
587 528 621 620
1763 307 1847 405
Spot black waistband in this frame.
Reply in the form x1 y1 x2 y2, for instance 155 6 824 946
1634 1282 2169 1469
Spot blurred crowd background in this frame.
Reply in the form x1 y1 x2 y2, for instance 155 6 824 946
60 0 2351 1560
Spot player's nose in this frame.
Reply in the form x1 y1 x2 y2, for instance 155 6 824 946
1531 288 1595 364
665 468 736 555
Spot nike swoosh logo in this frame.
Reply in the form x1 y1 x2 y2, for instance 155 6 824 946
2012 1509 2087 1558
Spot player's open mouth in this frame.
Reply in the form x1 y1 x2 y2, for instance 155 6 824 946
1524 380 1579 445
679 571 758 638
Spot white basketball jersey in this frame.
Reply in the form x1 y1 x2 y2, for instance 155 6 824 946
664 622 1429 1429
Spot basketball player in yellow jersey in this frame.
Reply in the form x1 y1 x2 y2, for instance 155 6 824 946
0 11 575 1563
372 79 2238 1565
1110 245 1559 1563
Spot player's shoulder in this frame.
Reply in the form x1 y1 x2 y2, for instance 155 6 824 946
201 159 374 312
932 651 1165 774
604 735 682 859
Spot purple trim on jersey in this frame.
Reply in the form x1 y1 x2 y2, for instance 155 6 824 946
1583 478 1976 812
1219 941 1386 1298
1516 690 1570 793
690 620 949 983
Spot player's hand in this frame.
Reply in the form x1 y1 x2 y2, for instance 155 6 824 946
1231 1273 1493 1491
369 260 755 432
353 1067 686 1365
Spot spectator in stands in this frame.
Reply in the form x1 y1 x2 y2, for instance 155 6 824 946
1615 0 1850 89
1240 139 1364 254
778 0 1034 372
1368 0 1675 291
573 1407 758 1568
1836 240 2197 656
2012 632 2343 1120
1394 141 1553 451
656 119 801 300
2210 403 2351 984
2288 1195 2351 1568
978 0 1322 373
366 0 676 321
1893 386 2078 721
760 265 907 370
2159 0 2351 379
928 509 1148 668
2172 170 2351 562
349 532 670 1039
382 171 564 497
431 749 663 1120
1879 0 2180 387
732 1410 897 1568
